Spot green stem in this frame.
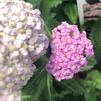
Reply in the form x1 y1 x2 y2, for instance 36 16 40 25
44 23 51 40
47 74 52 101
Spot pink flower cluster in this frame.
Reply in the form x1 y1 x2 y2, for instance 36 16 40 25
46 22 94 81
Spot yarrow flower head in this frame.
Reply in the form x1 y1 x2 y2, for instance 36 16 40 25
46 22 94 81
0 0 48 101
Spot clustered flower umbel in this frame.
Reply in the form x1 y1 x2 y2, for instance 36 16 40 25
0 0 48 101
46 22 94 81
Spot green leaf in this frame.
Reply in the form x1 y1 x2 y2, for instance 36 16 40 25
64 3 78 24
81 56 97 72
22 69 47 101
40 0 63 29
61 78 85 95
41 0 63 10
22 55 49 101
26 0 41 8
86 70 101 90
84 87 97 101
90 19 101 64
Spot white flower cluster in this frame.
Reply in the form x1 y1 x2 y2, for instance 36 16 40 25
0 0 49 101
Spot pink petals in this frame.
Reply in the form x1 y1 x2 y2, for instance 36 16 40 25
46 22 94 81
